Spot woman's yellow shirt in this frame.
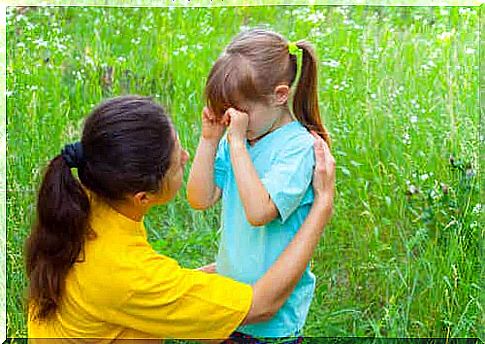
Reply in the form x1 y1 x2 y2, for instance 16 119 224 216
28 195 252 342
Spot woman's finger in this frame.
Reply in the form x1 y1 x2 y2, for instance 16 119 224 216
313 140 326 176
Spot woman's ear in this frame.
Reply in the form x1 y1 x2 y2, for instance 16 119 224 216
273 85 290 105
133 191 150 208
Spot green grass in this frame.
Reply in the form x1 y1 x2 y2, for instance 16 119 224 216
6 5 482 338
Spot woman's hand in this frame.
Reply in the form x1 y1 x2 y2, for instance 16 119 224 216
201 107 227 144
310 131 336 205
225 108 249 145
197 262 217 274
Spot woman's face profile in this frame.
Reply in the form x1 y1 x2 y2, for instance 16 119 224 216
156 129 190 204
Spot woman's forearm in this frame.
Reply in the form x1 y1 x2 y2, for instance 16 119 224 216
187 139 221 209
242 195 333 324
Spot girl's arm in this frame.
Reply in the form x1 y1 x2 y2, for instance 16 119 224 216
187 107 226 210
187 138 221 209
229 141 278 226
225 108 277 226
243 133 335 324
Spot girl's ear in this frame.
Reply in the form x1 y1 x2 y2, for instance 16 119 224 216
273 85 290 105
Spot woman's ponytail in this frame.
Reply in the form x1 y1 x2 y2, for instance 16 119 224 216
25 153 90 320
292 41 331 147
25 96 175 320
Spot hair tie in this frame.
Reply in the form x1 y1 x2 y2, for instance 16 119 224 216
288 41 303 89
61 141 85 169
288 41 301 56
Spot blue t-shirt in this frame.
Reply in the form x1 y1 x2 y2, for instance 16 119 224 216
214 121 316 337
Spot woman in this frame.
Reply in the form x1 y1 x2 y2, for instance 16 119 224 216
25 95 335 342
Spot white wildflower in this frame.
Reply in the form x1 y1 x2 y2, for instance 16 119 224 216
322 59 340 68
437 30 454 41
439 8 449 16
403 133 411 145
307 11 325 24
472 203 481 214
33 38 48 48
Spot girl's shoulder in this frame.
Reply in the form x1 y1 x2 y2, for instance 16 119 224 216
276 121 315 149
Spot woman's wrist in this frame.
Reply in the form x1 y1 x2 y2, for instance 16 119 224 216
313 193 334 214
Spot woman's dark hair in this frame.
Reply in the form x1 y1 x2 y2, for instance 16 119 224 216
25 95 175 320
205 28 331 145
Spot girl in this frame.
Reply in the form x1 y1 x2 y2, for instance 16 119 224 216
187 29 331 339
25 95 335 341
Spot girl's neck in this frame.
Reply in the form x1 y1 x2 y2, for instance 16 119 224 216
272 110 294 129
249 109 293 145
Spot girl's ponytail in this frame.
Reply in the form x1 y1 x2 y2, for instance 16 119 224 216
25 153 90 320
292 41 331 147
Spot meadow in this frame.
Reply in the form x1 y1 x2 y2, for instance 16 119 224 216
6 5 482 338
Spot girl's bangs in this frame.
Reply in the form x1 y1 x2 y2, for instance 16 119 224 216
205 55 258 117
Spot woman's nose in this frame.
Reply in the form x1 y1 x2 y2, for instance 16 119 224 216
182 150 190 166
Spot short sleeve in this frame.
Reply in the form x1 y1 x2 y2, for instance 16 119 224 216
260 142 315 223
214 136 229 190
109 245 253 339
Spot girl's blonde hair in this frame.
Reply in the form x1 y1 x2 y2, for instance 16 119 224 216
204 28 331 145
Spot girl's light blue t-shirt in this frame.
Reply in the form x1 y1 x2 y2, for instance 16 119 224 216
214 121 316 337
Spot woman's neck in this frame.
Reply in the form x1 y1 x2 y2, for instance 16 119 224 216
106 199 145 222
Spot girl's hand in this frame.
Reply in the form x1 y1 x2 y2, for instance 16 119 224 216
310 131 336 203
197 262 217 273
201 107 227 144
226 108 249 145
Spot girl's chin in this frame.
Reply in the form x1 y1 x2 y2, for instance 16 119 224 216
246 130 260 140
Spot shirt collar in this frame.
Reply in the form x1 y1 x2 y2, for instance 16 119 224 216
88 191 146 237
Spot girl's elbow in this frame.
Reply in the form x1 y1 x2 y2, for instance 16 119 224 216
247 213 274 227
187 193 210 210
188 200 209 210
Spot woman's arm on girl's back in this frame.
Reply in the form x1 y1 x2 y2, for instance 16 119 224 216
242 134 335 323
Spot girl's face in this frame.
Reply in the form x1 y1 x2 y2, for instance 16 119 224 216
239 85 291 141
156 130 190 204
243 101 282 141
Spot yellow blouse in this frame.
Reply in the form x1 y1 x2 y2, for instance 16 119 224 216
28 194 252 342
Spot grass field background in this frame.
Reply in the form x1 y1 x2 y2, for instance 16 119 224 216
6 5 482 338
